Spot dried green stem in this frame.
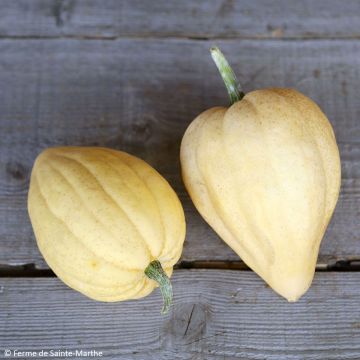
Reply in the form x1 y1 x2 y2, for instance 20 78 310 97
210 46 244 105
145 260 172 314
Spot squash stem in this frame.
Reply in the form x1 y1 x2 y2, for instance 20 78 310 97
210 46 244 105
145 260 173 314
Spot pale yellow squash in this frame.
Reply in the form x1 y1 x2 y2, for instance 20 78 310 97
180 48 341 301
28 146 185 313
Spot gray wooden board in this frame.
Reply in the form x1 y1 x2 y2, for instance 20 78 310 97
1 0 360 39
0 39 359 268
0 270 360 359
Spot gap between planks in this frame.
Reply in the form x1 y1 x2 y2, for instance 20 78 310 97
0 259 360 277
0 35 360 41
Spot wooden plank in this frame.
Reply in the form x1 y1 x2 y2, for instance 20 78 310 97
0 0 360 39
1 271 360 359
0 39 359 268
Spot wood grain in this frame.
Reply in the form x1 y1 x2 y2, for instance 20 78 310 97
0 0 360 39
0 39 359 268
1 270 360 359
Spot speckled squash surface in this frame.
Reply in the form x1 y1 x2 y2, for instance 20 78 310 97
180 49 341 301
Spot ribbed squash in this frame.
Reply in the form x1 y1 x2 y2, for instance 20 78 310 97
180 48 341 301
28 146 185 313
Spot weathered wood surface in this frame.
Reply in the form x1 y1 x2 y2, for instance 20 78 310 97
0 39 359 268
1 270 360 359
1 0 360 39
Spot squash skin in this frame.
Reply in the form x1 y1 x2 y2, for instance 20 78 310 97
180 88 341 301
28 147 185 302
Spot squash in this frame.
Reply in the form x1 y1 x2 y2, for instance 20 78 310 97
180 47 341 301
28 146 185 313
